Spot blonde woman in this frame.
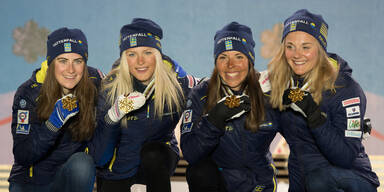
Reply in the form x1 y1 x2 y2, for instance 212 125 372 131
95 18 197 192
268 9 379 192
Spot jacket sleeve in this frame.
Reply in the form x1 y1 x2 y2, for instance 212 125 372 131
11 87 61 166
87 90 121 167
310 81 365 168
180 87 224 165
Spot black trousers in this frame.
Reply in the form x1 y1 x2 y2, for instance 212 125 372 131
97 142 178 192
186 157 228 192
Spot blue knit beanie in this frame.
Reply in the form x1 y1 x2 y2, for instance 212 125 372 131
214 22 255 65
119 18 162 56
282 9 329 51
46 27 88 65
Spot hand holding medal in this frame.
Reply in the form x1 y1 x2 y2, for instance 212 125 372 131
283 88 326 129
108 92 146 123
48 94 79 129
207 95 251 130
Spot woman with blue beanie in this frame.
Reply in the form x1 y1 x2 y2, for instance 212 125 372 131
180 21 280 192
267 9 380 191
95 18 197 192
8 27 109 192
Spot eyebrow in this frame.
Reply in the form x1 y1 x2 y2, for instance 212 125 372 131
126 51 137 54
285 42 313 46
56 57 83 61
74 58 84 62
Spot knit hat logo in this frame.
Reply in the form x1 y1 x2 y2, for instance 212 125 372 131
119 18 163 55
225 40 233 50
214 22 256 65
46 27 88 65
130 37 137 47
289 23 297 31
64 43 71 52
320 23 328 40
282 9 329 51
241 38 247 45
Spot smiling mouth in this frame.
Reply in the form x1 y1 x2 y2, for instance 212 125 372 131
136 67 148 71
293 61 306 65
64 76 76 79
226 72 239 77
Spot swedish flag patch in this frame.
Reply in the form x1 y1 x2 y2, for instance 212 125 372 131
225 40 233 50
130 37 137 47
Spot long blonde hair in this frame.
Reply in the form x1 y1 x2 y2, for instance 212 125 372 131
102 48 184 119
268 39 338 111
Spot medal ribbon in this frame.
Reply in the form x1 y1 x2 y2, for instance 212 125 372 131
143 78 155 100
289 77 310 91
220 78 248 97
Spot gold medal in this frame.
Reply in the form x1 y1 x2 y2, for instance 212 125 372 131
224 95 241 108
288 88 305 103
62 96 77 111
118 97 134 113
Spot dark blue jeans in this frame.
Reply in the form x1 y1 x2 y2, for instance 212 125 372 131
9 152 96 192
305 165 377 192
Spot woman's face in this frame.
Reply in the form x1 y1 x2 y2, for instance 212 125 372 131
125 46 156 85
54 53 85 95
216 51 249 91
284 31 319 77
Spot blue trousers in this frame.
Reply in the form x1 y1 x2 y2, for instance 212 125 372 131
9 152 96 192
305 165 377 192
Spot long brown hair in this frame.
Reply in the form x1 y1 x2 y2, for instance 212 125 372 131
204 63 265 132
37 60 97 141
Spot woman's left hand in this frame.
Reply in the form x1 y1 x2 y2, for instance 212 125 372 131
283 89 326 128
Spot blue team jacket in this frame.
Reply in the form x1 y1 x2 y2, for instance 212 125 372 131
95 61 197 180
279 53 380 187
8 64 113 185
180 80 280 192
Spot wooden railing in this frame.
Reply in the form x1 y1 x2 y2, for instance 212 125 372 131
171 154 289 183
1 155 383 192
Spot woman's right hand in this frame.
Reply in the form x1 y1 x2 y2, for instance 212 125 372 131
107 92 146 123
47 94 79 129
207 95 250 130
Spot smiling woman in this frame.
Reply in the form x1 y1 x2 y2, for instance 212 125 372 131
54 53 85 94
284 31 319 77
8 27 107 192
216 51 249 91
180 21 281 192
267 9 380 192
124 47 156 85
94 18 198 192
